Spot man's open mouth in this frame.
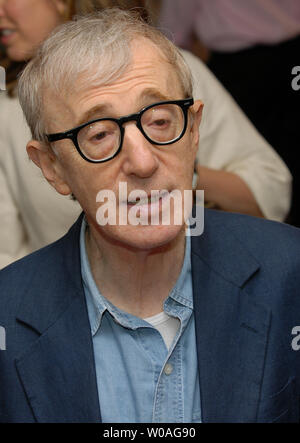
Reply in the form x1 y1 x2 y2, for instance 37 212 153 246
126 191 170 206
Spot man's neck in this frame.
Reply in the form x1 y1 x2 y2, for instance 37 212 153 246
85 225 186 318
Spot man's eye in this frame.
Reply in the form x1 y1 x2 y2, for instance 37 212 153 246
154 119 167 125
90 131 109 142
151 119 170 127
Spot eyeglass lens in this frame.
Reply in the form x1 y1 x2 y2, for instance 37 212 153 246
77 103 185 161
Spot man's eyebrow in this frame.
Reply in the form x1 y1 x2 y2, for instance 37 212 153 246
76 90 175 126
77 104 112 126
139 89 174 104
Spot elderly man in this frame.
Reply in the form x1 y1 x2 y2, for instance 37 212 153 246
0 9 300 423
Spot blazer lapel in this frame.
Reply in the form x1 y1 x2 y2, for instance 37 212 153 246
191 212 271 422
15 214 101 423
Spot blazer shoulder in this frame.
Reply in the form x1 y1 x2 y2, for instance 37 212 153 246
203 210 300 271
0 241 60 319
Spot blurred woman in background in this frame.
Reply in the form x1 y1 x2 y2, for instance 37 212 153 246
1 0 148 94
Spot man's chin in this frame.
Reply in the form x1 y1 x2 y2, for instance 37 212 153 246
97 223 186 252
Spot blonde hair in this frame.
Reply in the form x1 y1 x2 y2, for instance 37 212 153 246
18 8 193 142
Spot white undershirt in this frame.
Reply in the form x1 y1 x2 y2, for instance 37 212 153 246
144 312 180 350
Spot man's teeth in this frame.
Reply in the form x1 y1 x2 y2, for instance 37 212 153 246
128 197 153 205
128 194 165 205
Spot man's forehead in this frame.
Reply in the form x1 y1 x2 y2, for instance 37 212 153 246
130 37 170 65
43 38 183 130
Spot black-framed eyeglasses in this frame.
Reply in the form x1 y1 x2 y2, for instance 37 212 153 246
45 98 194 163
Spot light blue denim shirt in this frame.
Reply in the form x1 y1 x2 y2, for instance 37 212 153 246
80 218 201 423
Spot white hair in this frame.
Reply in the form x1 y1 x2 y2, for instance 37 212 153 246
18 8 193 142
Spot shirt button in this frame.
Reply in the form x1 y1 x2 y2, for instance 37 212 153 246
164 363 173 375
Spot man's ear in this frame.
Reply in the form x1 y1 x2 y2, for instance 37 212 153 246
190 100 204 148
26 140 71 196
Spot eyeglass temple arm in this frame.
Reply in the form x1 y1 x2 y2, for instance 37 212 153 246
47 131 74 142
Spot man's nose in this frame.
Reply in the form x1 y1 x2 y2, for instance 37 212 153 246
121 123 159 178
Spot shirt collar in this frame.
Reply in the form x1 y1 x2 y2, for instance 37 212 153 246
168 225 193 309
80 217 193 336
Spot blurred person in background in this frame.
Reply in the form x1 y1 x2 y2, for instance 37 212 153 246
159 0 300 226
0 0 292 269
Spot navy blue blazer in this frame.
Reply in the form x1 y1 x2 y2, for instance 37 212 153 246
1 210 300 423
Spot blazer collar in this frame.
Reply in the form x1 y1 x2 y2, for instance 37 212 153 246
191 209 260 287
